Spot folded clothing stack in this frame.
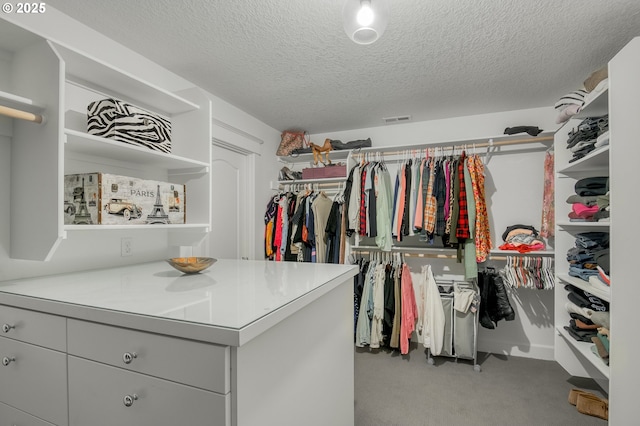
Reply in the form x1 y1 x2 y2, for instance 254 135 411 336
566 176 609 222
554 65 608 125
555 90 587 124
566 116 609 163
566 231 610 286
498 224 546 253
564 302 611 367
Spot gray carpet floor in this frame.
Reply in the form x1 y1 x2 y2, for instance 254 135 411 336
355 346 607 426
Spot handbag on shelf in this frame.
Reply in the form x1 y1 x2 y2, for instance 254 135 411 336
276 130 309 157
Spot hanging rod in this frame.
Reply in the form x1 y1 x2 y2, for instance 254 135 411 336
352 246 554 260
350 135 554 157
354 250 456 259
278 181 344 188
0 104 44 124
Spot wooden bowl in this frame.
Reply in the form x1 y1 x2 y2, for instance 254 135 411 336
166 257 217 274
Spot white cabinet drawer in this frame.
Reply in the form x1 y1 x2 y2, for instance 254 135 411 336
0 337 67 426
69 356 229 426
0 305 65 351
67 319 229 393
0 400 56 426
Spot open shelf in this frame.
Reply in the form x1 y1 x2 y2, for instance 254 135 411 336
558 146 609 174
489 249 554 256
558 273 610 302
65 223 210 231
557 221 610 231
557 326 609 378
64 129 209 170
575 87 609 119
50 42 199 115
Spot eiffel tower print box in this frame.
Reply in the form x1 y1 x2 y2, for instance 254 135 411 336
87 98 172 153
64 173 185 225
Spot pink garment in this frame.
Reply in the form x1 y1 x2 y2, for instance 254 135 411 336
273 203 283 261
572 203 599 218
498 242 546 253
400 264 418 355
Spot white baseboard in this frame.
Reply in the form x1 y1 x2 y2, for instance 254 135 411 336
478 339 555 361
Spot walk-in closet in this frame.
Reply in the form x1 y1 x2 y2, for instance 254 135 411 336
1 2 639 425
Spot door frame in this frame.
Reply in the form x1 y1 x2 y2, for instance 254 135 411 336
211 137 256 260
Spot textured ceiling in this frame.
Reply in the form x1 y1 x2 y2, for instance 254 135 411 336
47 0 640 134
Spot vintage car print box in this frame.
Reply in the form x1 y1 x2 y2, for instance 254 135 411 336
64 173 185 225
87 98 172 154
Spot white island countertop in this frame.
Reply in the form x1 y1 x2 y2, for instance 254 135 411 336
0 259 358 346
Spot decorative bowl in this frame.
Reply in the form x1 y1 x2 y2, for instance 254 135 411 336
166 257 217 274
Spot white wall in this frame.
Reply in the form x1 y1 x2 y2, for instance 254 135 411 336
310 107 561 360
0 9 281 281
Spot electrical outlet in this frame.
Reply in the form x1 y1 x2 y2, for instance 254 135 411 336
121 238 132 257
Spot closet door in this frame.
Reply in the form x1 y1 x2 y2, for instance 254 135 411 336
210 142 256 260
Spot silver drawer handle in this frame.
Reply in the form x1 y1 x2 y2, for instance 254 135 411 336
123 394 138 407
2 356 15 366
2 324 15 333
123 352 138 364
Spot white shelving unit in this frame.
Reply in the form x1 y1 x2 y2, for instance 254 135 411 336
3 20 212 261
552 47 614 385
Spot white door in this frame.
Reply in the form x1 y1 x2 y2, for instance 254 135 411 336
210 142 255 259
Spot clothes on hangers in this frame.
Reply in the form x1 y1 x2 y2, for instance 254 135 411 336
499 256 555 290
346 151 493 264
264 187 346 264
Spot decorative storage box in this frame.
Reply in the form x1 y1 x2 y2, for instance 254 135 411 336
87 98 172 153
301 165 347 180
64 173 185 225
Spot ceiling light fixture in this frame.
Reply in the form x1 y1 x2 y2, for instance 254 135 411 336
343 0 389 45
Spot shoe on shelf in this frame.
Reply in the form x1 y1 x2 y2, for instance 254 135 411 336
576 393 609 420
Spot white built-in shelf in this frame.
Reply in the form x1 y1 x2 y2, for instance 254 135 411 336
489 249 555 256
277 177 346 185
558 146 609 174
65 224 210 232
575 87 609 119
558 273 611 302
64 129 209 170
0 90 45 114
556 326 610 378
278 131 555 161
50 42 199 115
281 150 352 163
557 221 610 231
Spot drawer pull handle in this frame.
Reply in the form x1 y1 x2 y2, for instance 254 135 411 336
2 356 15 366
123 393 138 407
123 352 138 364
2 324 15 333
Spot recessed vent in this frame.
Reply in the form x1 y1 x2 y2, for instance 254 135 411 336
383 115 412 124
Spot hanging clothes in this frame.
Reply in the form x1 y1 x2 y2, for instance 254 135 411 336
311 192 333 264
400 263 418 355
468 154 492 262
374 163 393 252
389 262 402 349
540 150 555 238
418 264 446 356
463 157 477 280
